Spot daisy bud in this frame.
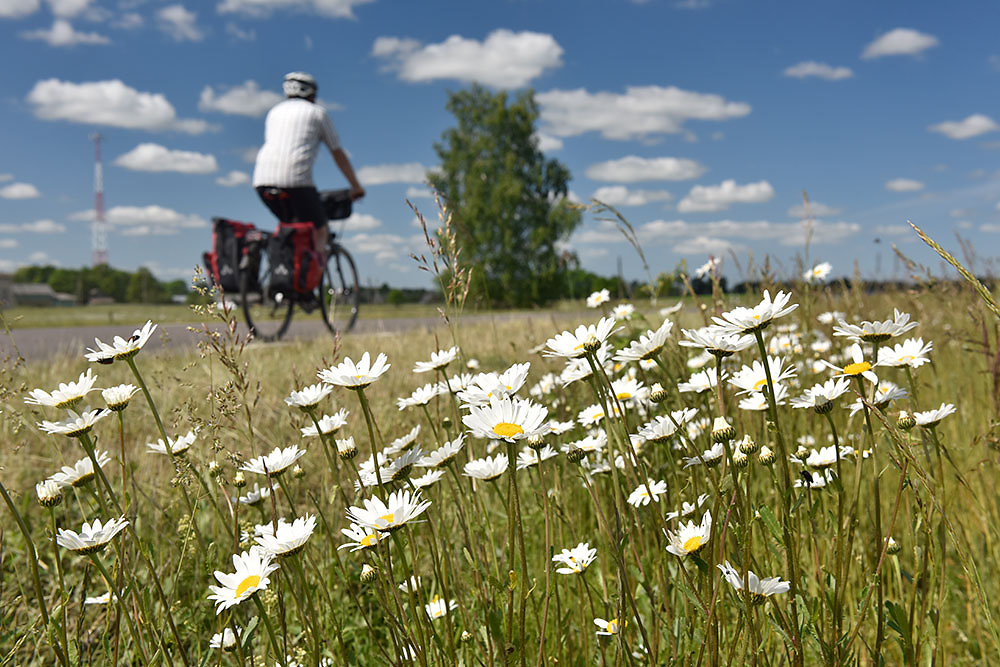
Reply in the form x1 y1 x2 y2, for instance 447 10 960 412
441 416 453 430
897 411 916 431
233 471 247 488
812 399 834 415
758 445 775 466
649 383 668 403
337 437 359 460
711 416 735 443
461 630 473 644
582 334 601 353
737 434 758 455
794 445 808 459
208 460 223 477
527 434 545 450
886 537 901 555
292 465 305 479
567 447 587 463
732 448 749 468
361 563 377 584
36 480 63 507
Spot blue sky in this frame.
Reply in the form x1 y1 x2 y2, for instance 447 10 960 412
2 0 999 289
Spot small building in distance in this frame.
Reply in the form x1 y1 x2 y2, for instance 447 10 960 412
0 279 77 307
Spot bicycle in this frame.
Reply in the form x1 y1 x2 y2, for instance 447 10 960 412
237 189 361 341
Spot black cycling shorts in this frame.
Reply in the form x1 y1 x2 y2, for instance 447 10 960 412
256 186 327 228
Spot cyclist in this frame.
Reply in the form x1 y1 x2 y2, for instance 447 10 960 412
252 71 365 259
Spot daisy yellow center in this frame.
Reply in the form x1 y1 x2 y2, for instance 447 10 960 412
355 374 364 380
902 355 914 362
380 513 395 525
616 391 632 400
360 534 379 547
842 361 871 375
493 422 524 438
235 574 261 598
683 535 704 552
607 619 619 633
752 378 769 392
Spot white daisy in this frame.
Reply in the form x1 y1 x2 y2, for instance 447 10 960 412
300 409 349 437
146 429 197 456
413 346 459 373
586 289 610 308
457 363 532 406
463 454 509 481
345 489 432 533
552 542 597 575
38 409 109 438
791 377 852 411
462 396 548 442
678 367 724 394
547 419 576 435
729 356 796 395
795 469 835 488
84 321 157 363
682 443 726 468
877 337 932 368
36 479 63 506
636 408 697 443
84 592 115 605
424 596 457 620
823 344 879 384
397 383 445 410
26 369 99 410
417 435 466 468
515 445 558 470
665 510 712 557
799 445 854 469
559 344 612 386
914 403 957 428
253 515 316 557
665 493 711 521
284 383 333 411
317 352 391 389
563 431 607 455
803 262 832 282
717 561 790 602
209 627 240 651
612 303 635 320
711 290 798 335
48 450 111 487
339 523 384 551
694 256 721 278
412 469 445 489
385 424 422 455
817 311 845 325
594 617 626 636
57 516 129 554
207 547 279 614
101 384 138 411
544 317 621 359
627 479 667 507
614 319 674 363
241 445 306 477
833 309 918 342
679 326 754 356
237 482 274 507
738 385 788 411
848 381 908 415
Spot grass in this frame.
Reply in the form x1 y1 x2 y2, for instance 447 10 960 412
1 277 998 666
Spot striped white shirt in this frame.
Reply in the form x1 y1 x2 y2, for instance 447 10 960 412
252 98 341 188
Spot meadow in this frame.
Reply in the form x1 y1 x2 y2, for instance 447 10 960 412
2 241 999 666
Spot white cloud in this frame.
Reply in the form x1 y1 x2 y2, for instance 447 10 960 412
677 179 774 213
0 174 11 182
0 0 40 18
783 61 853 80
535 132 563 151
862 28 939 59
405 186 433 199
585 156 707 182
225 22 255 40
787 201 841 218
640 218 860 246
28 251 55 264
537 85 751 141
240 146 260 163
928 114 999 140
70 205 208 231
46 0 92 18
874 224 910 236
157 5 203 41
345 232 410 261
981 224 1000 233
342 212 381 230
885 178 925 192
26 78 213 134
674 236 744 254
0 219 66 233
199 80 281 117
373 29 563 88
114 143 218 174
21 19 109 46
0 239 18 249
955 220 974 230
216 170 250 187
218 0 375 19
591 185 673 207
0 183 41 199
112 12 143 29
357 162 428 185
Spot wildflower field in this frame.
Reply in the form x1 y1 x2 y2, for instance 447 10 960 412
3 250 1000 665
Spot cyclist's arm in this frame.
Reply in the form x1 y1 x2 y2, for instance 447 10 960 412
331 148 365 201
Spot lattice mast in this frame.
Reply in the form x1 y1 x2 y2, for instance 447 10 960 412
91 133 109 266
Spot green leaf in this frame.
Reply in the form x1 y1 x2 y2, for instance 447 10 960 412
758 504 783 543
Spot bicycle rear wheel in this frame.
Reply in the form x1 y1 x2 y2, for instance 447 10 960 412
241 240 293 341
319 243 360 335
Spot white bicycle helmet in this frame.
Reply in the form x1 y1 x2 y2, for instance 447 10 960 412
283 71 317 99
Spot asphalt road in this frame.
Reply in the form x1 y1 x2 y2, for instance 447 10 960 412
0 310 580 364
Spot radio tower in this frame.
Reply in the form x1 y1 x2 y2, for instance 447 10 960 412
91 133 109 266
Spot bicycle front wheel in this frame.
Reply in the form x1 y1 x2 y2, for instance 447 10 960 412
241 242 293 341
319 244 360 335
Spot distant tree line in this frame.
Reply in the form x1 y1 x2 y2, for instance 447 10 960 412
12 265 188 304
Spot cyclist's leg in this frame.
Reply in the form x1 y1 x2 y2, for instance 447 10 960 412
284 187 329 258
256 186 291 223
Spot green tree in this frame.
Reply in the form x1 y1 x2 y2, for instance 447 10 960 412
429 85 582 307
